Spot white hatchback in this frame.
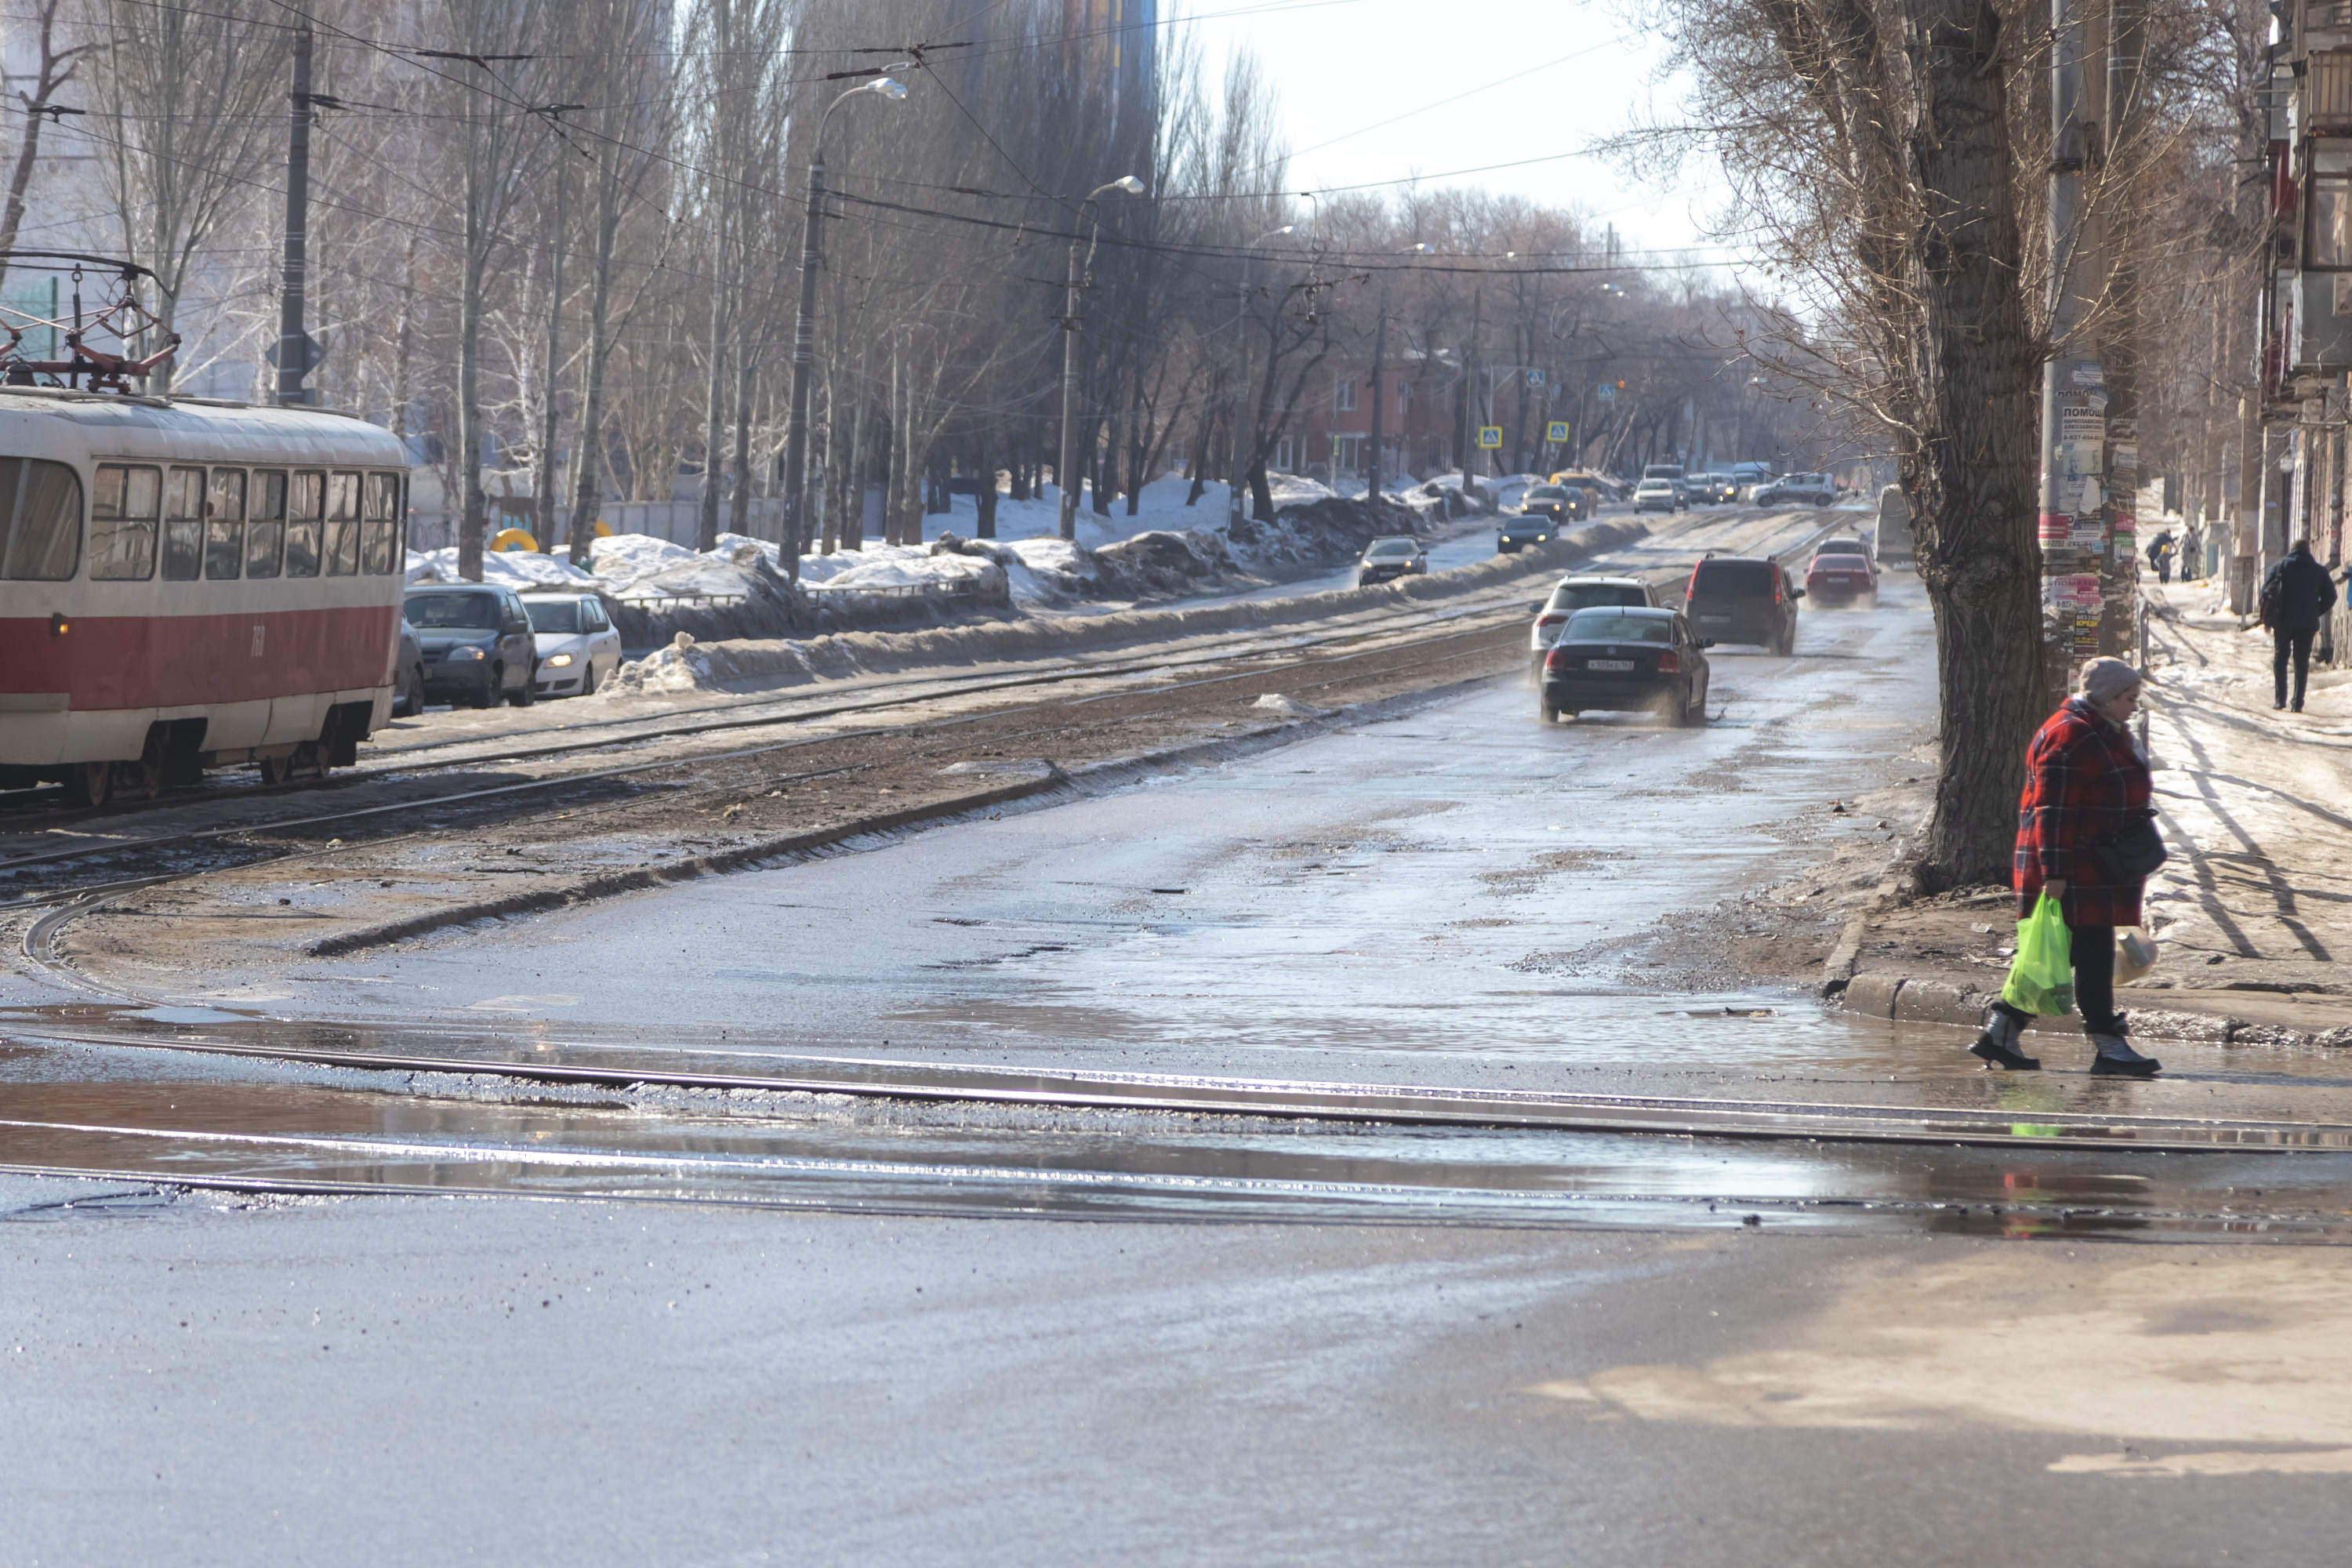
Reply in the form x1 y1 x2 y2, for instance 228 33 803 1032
521 592 624 699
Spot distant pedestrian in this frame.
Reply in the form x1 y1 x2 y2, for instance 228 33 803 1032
2181 527 2202 581
1971 657 2162 1077
2151 532 2175 584
2259 539 2339 713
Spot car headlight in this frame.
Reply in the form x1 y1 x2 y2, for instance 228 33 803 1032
446 646 485 661
544 652 575 667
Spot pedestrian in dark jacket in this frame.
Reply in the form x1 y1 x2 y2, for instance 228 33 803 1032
2262 539 2339 712
2151 532 2175 583
1971 656 2162 1076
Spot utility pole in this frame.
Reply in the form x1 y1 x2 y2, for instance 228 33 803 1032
2098 0 2145 655
782 78 906 582
2034 0 2103 692
277 24 313 407
1058 176 1144 541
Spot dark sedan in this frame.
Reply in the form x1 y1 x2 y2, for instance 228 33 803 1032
1540 606 1711 726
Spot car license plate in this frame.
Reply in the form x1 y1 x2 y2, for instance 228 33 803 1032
1700 614 1730 623
1588 658 1636 671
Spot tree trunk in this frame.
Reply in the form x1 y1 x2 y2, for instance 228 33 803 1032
728 350 755 541
975 434 997 538
1906 0 2046 890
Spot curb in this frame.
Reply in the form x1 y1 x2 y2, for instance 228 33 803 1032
1836 967 2352 1049
303 674 1497 960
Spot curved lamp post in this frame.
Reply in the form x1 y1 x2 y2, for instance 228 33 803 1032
1226 224 1294 530
1364 241 1432 506
780 75 906 576
1057 175 1145 540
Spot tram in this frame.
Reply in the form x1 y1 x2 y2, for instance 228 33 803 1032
0 389 409 805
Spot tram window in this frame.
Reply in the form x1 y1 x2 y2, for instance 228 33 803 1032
0 457 82 580
325 470 361 575
160 466 205 581
285 470 323 579
89 463 160 580
205 469 245 580
361 470 401 575
246 469 286 579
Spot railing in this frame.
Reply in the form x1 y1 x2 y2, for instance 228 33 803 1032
801 577 980 602
612 592 750 610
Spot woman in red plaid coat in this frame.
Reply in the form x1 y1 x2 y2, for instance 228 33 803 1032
1970 656 2162 1076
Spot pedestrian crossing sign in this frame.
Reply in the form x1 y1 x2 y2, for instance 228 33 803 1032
1476 426 1502 449
1545 421 1570 443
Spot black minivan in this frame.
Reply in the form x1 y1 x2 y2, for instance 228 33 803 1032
1682 554 1803 655
403 585 539 708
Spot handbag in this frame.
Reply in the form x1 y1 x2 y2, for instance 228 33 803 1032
2090 808 2166 883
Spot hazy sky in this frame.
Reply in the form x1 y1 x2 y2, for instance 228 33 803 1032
1181 0 1737 260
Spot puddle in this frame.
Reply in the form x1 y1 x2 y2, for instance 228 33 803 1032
5 1062 2352 1239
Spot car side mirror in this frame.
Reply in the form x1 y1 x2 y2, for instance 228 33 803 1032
1697 638 1715 649
1792 588 1807 599
1529 602 1546 614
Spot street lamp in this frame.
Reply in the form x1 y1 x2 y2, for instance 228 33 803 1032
1226 224 1294 531
779 74 906 579
1364 241 1432 507
1057 175 1145 540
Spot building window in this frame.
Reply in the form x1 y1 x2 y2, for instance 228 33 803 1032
1274 437 1297 473
1334 377 1356 412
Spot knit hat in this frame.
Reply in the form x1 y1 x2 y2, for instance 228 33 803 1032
2080 656 2143 705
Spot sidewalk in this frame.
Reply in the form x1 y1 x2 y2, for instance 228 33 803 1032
1837 569 2352 1051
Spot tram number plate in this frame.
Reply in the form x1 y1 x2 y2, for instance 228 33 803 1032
1588 659 1636 671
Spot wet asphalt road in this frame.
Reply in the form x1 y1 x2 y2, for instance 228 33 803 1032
14 1177 2352 1566
17 514 2352 1562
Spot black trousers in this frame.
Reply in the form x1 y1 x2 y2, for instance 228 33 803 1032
1998 922 2119 1035
2071 923 2118 1035
2275 626 2316 708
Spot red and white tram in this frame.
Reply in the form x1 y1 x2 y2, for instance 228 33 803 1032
0 387 408 805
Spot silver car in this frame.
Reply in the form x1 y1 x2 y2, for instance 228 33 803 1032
521 591 624 699
1528 575 1658 677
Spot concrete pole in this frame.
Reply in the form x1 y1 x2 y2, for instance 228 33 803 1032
277 24 312 407
2036 0 2103 689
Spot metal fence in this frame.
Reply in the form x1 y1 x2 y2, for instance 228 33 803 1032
408 497 792 554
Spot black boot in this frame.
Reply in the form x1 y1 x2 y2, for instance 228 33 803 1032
1969 1004 2041 1071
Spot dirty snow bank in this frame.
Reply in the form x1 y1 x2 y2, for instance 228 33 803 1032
597 515 1648 699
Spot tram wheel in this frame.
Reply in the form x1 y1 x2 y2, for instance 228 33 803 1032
64 760 113 808
120 753 166 803
259 751 298 787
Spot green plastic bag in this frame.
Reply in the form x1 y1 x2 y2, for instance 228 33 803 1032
2001 892 2074 1016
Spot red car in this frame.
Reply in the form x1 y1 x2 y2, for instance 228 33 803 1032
1804 550 1878 607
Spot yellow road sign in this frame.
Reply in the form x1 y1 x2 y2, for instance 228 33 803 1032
1545 421 1570 443
1476 426 1502 450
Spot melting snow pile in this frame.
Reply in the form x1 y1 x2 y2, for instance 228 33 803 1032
1251 693 1334 720
601 631 715 695
405 546 596 589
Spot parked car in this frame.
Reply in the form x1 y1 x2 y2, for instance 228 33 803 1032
403 584 539 708
1540 606 1711 726
390 615 426 718
1632 477 1687 514
1528 575 1657 677
1804 551 1878 607
1683 554 1803 655
521 590 626 699
1755 472 1838 506
1356 535 1428 585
